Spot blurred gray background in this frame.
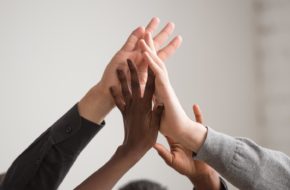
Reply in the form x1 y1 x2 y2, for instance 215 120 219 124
0 0 289 189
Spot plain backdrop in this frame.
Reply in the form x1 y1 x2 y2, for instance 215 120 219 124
0 1 258 189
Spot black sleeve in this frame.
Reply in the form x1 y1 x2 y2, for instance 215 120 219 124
1 104 104 190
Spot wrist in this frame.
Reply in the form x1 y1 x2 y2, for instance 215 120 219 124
191 168 221 190
178 120 207 153
78 82 115 125
116 145 145 165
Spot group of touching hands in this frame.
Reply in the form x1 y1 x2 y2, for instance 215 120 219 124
76 17 222 190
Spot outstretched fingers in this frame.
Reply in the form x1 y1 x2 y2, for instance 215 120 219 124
157 35 182 61
153 22 175 50
145 17 160 33
121 26 145 51
116 69 131 104
127 59 141 98
143 67 155 102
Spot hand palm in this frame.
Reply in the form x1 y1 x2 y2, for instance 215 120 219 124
167 138 213 179
100 18 180 105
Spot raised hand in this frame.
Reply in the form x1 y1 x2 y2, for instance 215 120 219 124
100 17 182 104
75 60 164 190
78 17 181 125
110 59 164 155
139 32 207 152
154 104 221 190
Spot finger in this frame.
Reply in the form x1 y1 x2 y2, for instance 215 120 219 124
145 17 160 33
121 26 145 51
154 22 175 50
157 35 182 61
143 51 162 78
109 86 125 111
153 143 173 166
116 69 131 103
143 67 155 102
151 105 164 131
140 39 164 69
144 31 156 52
193 104 204 124
127 59 141 98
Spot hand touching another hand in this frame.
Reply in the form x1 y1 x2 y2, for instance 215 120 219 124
140 32 207 152
75 59 164 190
154 104 221 190
78 17 181 125
110 59 164 157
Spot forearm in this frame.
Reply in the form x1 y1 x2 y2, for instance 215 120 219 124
78 82 114 125
75 146 143 190
196 127 290 190
191 169 221 190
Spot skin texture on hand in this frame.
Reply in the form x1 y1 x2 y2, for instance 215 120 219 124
110 59 164 156
78 17 182 125
140 32 207 151
75 60 164 190
154 104 221 190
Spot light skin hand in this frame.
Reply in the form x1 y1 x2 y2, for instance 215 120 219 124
154 104 221 190
140 33 207 151
78 17 181 125
75 60 164 190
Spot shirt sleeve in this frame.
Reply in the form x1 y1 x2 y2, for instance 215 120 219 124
1 104 104 190
195 127 290 190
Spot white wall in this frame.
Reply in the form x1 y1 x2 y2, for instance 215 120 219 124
0 1 256 189
254 0 290 155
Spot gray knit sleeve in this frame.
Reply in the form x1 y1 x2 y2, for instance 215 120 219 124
195 127 290 190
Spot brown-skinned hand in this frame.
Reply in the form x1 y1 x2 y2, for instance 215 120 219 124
154 104 221 190
110 59 164 157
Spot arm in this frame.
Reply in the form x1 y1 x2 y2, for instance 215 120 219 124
1 104 104 190
79 17 182 124
0 17 180 190
154 105 225 190
75 59 164 190
142 38 290 189
140 31 207 152
3 18 180 190
140 33 228 189
195 126 290 190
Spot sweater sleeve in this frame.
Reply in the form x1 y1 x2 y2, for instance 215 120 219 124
195 127 290 190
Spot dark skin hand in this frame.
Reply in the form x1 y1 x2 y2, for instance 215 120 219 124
154 104 221 190
110 59 164 156
75 59 164 190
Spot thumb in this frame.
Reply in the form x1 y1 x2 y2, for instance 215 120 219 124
151 105 164 130
192 104 203 124
153 143 173 166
